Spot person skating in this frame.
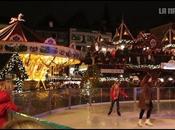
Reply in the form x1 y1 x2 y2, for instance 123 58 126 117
137 74 154 127
108 81 128 116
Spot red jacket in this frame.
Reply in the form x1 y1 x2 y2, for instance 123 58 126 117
110 85 128 100
0 91 19 128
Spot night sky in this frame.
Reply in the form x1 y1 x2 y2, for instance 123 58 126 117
0 1 175 35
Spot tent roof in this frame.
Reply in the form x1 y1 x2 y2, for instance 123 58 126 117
161 27 175 45
113 20 135 42
0 14 44 43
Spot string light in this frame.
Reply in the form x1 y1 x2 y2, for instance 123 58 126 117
0 53 28 91
126 64 160 69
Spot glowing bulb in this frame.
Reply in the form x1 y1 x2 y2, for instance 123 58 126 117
168 77 173 81
100 38 104 42
101 47 107 52
95 46 99 51
159 78 164 82
120 74 123 78
120 45 125 50
124 31 128 35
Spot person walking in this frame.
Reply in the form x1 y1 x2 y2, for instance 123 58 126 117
137 74 154 127
108 81 128 116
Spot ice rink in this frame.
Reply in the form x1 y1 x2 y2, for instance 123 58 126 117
39 101 175 129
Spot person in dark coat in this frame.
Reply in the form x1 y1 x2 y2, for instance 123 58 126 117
108 81 128 116
0 80 19 128
137 74 154 127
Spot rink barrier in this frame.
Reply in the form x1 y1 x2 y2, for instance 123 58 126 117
7 110 73 129
11 87 175 116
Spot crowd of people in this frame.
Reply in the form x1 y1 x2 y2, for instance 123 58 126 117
85 47 173 65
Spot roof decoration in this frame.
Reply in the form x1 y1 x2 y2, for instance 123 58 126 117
112 20 135 45
44 37 57 45
136 32 161 49
162 27 175 45
9 13 25 24
161 26 175 51
0 13 44 43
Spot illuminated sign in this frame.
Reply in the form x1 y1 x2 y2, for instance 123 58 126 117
161 62 175 70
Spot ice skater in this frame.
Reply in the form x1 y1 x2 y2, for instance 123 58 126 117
108 81 128 116
137 74 154 127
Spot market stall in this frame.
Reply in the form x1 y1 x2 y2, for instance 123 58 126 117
0 14 81 90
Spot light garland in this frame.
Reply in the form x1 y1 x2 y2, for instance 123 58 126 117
163 44 175 49
126 64 160 69
0 53 28 91
15 77 24 92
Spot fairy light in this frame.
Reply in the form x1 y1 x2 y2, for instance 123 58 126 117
127 64 160 69
159 78 164 82
0 53 28 91
168 77 173 81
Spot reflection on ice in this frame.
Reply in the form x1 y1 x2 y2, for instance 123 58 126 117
41 101 175 129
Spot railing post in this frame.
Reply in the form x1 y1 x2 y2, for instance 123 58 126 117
156 87 160 113
9 91 14 120
79 89 82 105
27 92 32 115
168 87 171 110
8 110 13 121
89 95 92 106
89 88 92 106
168 87 171 100
133 87 137 102
48 90 52 114
68 88 71 109
100 88 103 103
157 87 160 102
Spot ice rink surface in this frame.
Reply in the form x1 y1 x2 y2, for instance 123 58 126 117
40 101 175 129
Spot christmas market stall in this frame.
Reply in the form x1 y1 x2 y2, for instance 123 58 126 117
0 14 81 90
83 20 175 89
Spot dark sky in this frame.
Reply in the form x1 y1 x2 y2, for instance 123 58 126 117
0 1 175 34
